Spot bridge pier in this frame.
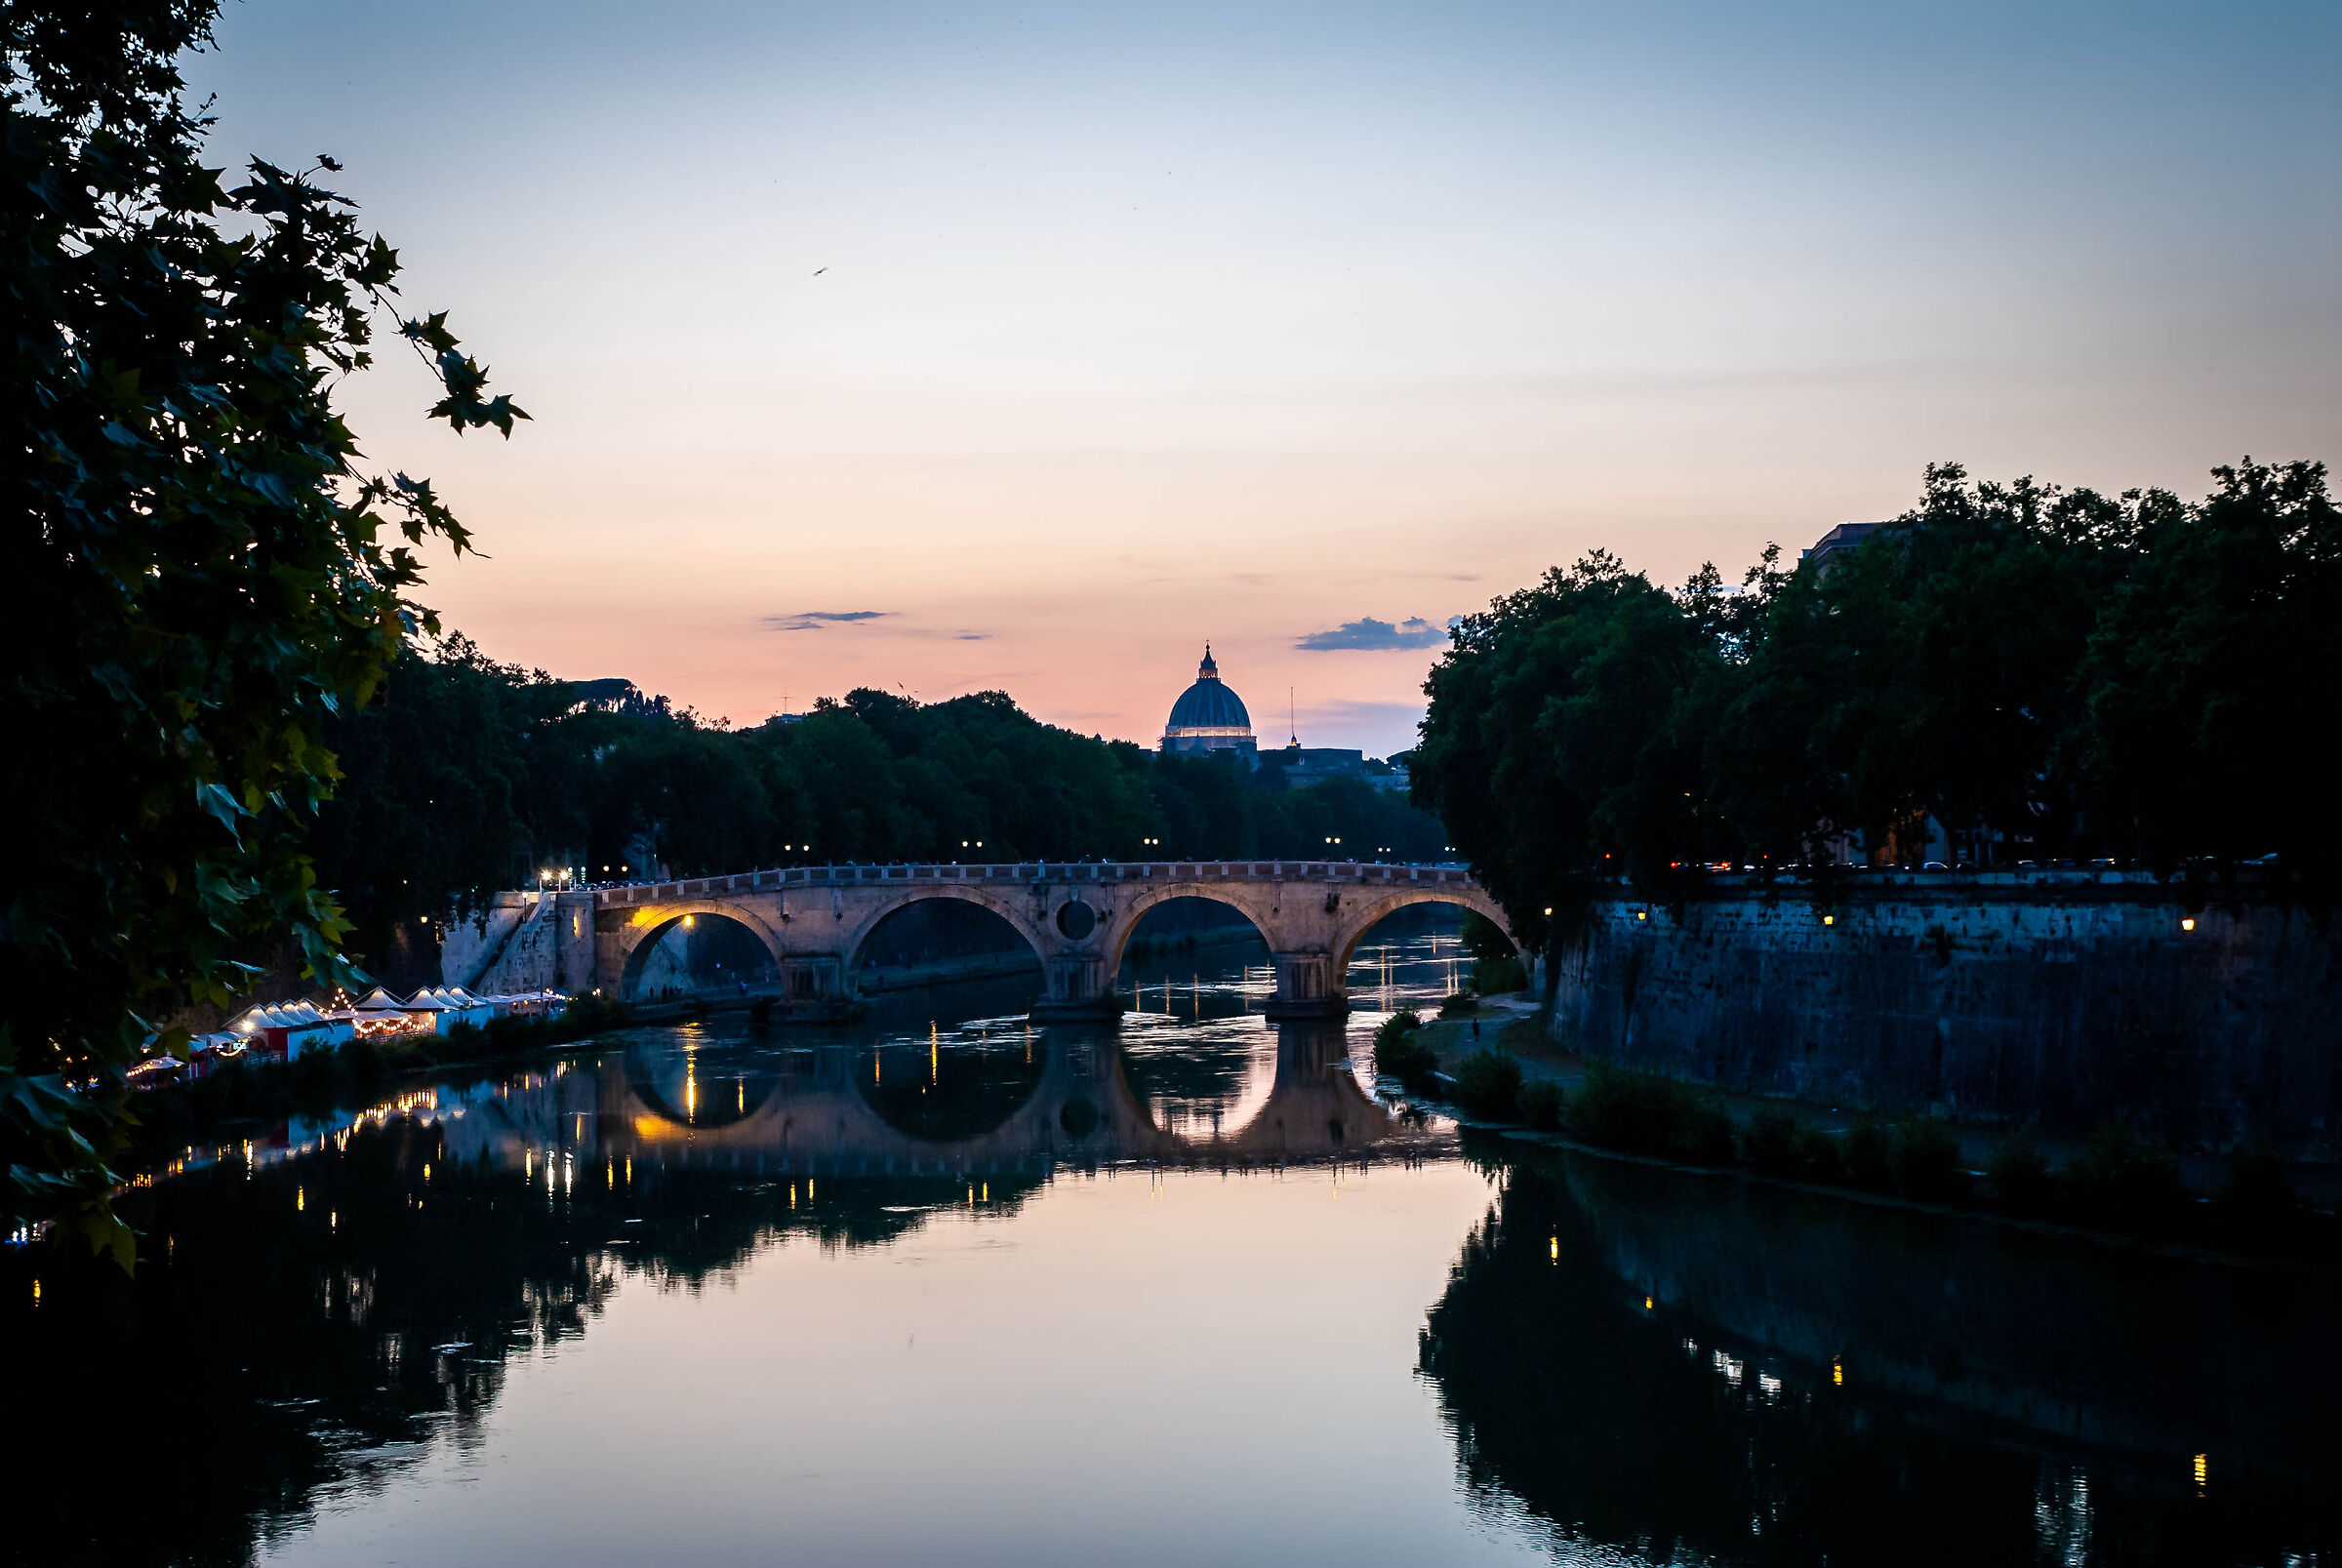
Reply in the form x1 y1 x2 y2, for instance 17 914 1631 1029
1262 951 1349 1021
777 954 861 1021
1028 951 1124 1021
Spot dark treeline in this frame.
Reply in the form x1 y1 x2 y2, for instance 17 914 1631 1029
308 641 1445 967
1415 461 2340 939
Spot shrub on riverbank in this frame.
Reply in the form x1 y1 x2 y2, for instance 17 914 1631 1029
2068 1122 2186 1231
439 993 631 1064
1738 1106 1842 1182
1568 1065 1735 1164
1372 1010 1440 1095
1986 1131 2053 1212
1446 1058 2331 1261
1892 1117 1968 1202
1517 1078 1564 1132
1471 953 1527 995
1452 1051 1524 1120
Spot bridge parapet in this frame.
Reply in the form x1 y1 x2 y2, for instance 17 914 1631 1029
591 860 1483 908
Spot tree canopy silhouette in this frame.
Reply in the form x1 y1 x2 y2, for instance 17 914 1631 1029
4 0 522 1260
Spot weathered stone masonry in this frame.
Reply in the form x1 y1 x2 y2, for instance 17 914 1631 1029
1550 870 2342 1154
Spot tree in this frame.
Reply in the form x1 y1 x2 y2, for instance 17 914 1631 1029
307 638 580 968
1413 552 1721 944
1710 465 2120 865
1417 461 2336 920
3 1 522 1262
2072 461 2341 872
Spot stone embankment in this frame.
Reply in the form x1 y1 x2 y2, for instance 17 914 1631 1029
1549 868 2340 1155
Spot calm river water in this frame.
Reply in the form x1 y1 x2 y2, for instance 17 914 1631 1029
16 928 2342 1566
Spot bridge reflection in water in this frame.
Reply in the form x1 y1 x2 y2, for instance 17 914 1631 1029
438 1019 1447 1188
34 955 2342 1567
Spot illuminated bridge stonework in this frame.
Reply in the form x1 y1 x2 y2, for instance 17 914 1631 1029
452 862 1512 1020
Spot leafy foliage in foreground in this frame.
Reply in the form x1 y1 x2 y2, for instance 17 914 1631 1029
1414 462 2342 937
3 1 521 1259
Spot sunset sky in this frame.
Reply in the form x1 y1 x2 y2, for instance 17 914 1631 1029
189 0 2341 757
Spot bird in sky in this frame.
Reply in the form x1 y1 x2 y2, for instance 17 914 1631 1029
812 267 827 275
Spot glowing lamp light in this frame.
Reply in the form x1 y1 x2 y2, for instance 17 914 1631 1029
1635 910 1647 922
1823 914 1837 926
1543 906 1554 916
2182 916 2197 932
2194 1453 2208 1487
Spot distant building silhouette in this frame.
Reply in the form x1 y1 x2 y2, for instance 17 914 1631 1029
1800 522 1887 579
1159 646 1258 761
568 677 672 720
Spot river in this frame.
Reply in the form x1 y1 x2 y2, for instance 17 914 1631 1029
11 926 2340 1566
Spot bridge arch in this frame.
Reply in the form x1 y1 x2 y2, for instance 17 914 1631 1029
1330 886 1518 980
613 901 788 1002
1098 883 1283 976
836 884 1054 976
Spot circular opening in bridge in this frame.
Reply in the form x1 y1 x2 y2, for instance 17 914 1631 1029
1055 900 1097 940
852 897 1043 1010
1346 904 1521 1014
626 912 780 1003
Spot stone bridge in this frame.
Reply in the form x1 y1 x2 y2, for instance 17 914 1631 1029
449 861 1513 1021
438 1025 1451 1180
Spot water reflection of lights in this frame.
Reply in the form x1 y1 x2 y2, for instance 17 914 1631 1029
1123 1011 1277 1139
151 1085 452 1186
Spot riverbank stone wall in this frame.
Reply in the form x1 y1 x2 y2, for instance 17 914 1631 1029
1547 870 2341 1155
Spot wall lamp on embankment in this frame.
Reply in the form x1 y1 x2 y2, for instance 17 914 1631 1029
2182 916 2197 931
1823 914 1836 926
